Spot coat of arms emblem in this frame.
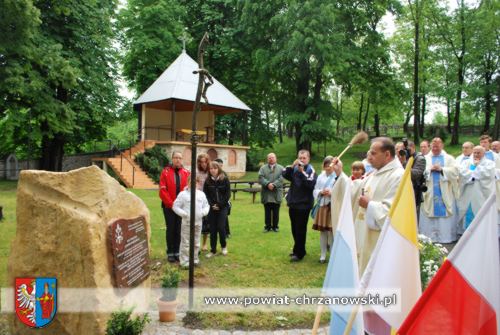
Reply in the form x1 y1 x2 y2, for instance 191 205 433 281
15 277 57 328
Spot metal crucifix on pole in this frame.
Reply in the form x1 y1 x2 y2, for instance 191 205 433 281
188 32 213 309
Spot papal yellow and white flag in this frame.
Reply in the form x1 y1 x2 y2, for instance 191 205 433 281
360 158 422 334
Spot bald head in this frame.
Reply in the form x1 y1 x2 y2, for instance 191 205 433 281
492 141 500 154
462 141 474 156
472 145 485 161
267 152 277 165
431 138 444 156
369 137 395 170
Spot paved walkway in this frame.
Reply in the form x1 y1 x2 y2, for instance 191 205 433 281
143 312 330 335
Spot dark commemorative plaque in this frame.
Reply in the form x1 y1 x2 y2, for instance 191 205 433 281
109 216 150 288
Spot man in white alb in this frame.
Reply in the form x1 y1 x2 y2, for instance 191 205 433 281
419 138 459 243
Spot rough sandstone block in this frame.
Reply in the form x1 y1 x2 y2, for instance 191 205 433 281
8 166 151 334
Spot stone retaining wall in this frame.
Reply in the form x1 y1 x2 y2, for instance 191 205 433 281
0 151 113 180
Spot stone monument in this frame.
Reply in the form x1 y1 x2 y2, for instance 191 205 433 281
8 166 151 334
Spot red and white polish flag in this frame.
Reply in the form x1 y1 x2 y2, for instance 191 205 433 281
399 193 499 334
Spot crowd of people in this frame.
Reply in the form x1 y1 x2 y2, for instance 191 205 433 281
158 135 500 269
159 151 231 268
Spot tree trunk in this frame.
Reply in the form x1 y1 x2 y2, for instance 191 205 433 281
242 111 249 146
295 124 301 154
403 99 413 134
482 70 492 134
277 110 283 143
40 129 65 171
491 76 500 139
374 110 380 137
420 93 426 137
39 86 68 171
452 76 463 145
451 0 466 146
363 98 370 131
446 97 452 133
337 97 343 135
412 0 421 144
295 59 310 153
357 93 364 130
419 98 425 137
265 110 270 133
307 61 324 152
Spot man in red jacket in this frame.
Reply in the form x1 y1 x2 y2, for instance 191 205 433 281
159 151 190 262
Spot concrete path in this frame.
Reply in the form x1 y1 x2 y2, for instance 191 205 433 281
142 312 330 335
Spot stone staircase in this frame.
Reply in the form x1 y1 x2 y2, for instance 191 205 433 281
103 140 158 189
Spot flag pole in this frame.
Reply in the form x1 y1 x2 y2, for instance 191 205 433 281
342 157 415 335
342 303 361 335
311 304 324 335
188 32 211 309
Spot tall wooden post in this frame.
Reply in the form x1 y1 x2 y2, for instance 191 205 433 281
188 32 211 309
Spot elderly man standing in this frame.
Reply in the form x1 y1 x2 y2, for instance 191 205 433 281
258 153 284 233
420 140 430 156
456 141 474 165
419 138 459 243
350 137 404 273
492 140 500 154
457 146 496 231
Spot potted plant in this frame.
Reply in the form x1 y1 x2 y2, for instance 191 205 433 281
157 266 180 322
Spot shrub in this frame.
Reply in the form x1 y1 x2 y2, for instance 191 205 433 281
105 308 150 335
419 234 448 289
246 150 262 172
134 145 169 183
161 266 180 301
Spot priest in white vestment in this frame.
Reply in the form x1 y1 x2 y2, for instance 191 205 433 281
419 137 459 243
455 141 474 165
350 137 404 274
457 146 496 233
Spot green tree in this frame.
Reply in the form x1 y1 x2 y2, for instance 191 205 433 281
467 0 499 135
0 0 120 170
428 0 474 145
118 0 188 94
182 0 276 148
242 0 364 153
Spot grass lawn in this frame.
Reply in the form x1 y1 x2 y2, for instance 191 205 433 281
131 188 332 329
0 134 475 330
0 181 17 289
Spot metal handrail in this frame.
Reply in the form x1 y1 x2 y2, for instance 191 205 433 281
119 149 136 186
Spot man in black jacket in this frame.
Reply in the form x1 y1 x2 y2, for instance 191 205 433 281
282 149 317 262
